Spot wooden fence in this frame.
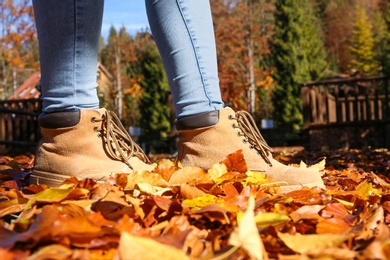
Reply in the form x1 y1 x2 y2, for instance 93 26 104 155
0 99 41 152
301 76 390 149
302 75 389 127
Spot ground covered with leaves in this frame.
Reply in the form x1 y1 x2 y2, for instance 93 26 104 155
1 148 390 259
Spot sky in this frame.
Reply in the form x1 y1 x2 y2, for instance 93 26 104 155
102 1 150 39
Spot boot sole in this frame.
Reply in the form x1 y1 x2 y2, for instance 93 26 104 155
30 171 74 187
30 171 108 187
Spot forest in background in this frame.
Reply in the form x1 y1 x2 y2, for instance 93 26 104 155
1 0 390 144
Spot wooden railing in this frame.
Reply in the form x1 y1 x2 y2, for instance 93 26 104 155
301 76 390 128
0 99 41 150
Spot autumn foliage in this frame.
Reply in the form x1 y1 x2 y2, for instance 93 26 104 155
1 149 390 259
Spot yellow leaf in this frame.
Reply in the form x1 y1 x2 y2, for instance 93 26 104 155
118 232 189 260
208 163 227 181
277 232 349 254
135 183 172 196
244 171 268 186
333 198 353 211
182 194 224 209
356 180 375 200
33 188 74 202
228 196 266 260
253 212 290 228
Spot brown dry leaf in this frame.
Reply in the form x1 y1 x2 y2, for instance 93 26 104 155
277 232 349 254
221 149 248 173
125 170 168 190
168 166 213 185
135 183 172 196
0 165 12 171
194 204 230 224
289 205 325 222
320 202 357 225
285 187 324 205
0 248 28 259
362 240 390 260
0 204 26 218
306 247 357 260
27 244 73 260
153 159 179 181
180 184 206 199
0 197 28 217
118 232 190 260
228 196 266 260
356 206 388 241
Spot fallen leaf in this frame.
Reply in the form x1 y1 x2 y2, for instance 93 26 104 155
221 150 248 173
277 232 349 254
182 194 224 209
168 166 213 185
125 170 168 190
180 184 206 199
290 205 325 222
253 212 291 228
118 232 190 260
229 196 266 260
208 163 228 181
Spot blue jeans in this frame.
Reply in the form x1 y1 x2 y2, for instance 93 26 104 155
33 0 224 118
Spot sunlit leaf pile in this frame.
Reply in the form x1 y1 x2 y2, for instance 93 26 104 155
1 148 390 259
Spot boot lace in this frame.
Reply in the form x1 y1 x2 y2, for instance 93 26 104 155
92 110 150 168
231 111 273 166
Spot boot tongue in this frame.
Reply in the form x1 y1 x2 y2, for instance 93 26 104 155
38 110 80 128
176 110 219 130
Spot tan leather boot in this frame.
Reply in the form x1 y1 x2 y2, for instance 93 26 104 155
31 108 154 186
176 107 325 192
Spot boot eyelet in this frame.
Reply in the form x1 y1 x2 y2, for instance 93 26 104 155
91 116 96 123
97 133 102 138
242 139 248 144
93 126 99 132
232 123 237 128
249 145 254 149
228 115 233 120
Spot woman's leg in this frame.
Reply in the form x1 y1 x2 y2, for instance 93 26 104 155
33 0 101 113
146 0 325 192
31 0 152 187
145 0 224 119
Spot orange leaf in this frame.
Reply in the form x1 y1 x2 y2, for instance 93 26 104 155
290 205 325 222
221 150 248 173
316 217 352 234
168 167 213 185
321 203 357 225
180 184 207 199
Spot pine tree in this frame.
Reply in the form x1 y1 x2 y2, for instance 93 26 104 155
271 0 328 130
372 9 387 70
381 1 390 76
348 6 379 76
133 33 171 153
